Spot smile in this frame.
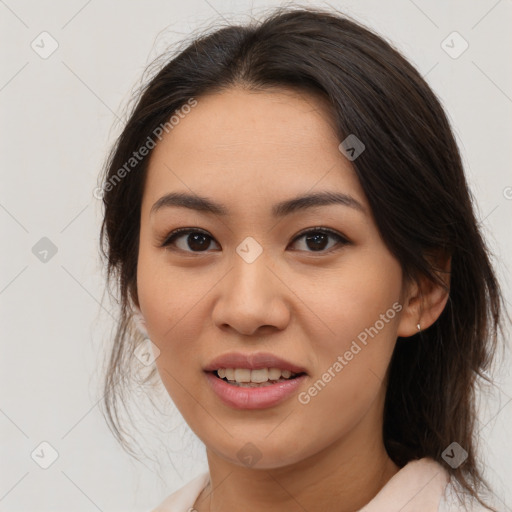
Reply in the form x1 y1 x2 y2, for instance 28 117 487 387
205 370 307 409
216 367 302 386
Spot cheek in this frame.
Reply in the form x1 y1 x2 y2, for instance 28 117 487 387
137 264 207 415
303 247 403 347
136 248 207 367
137 235 209 327
297 249 403 407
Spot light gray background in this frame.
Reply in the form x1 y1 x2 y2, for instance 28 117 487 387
1 1 511 510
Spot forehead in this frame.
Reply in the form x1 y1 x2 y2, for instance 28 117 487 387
142 87 367 212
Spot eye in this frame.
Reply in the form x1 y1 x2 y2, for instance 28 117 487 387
160 227 349 254
288 227 349 253
160 228 220 253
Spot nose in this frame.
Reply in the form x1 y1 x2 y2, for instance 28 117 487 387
211 250 291 337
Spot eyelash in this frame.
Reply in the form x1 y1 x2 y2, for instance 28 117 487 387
159 227 350 255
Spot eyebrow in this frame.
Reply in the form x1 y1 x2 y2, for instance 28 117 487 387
150 191 366 217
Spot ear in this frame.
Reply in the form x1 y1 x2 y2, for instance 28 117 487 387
397 251 451 337
132 304 149 338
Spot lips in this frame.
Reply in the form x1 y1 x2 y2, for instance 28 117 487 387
203 352 308 409
205 370 307 409
203 351 308 374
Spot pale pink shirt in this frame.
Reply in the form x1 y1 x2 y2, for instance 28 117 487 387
150 457 488 511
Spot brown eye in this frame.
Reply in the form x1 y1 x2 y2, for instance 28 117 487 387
161 229 220 253
289 228 349 253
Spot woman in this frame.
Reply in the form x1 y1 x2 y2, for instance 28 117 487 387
97 6 505 511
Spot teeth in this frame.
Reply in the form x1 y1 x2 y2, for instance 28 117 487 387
234 369 251 383
268 368 281 380
216 367 299 384
251 368 269 383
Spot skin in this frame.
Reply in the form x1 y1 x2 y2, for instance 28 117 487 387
137 87 449 512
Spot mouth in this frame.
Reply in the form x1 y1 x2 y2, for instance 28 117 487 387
203 352 308 408
210 367 307 388
205 368 308 409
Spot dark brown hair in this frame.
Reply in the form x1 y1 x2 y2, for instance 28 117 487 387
98 5 505 508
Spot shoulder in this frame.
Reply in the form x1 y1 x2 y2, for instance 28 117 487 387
149 472 210 512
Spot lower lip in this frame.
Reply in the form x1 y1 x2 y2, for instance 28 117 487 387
205 372 307 410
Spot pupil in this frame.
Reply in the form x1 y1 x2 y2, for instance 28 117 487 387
188 233 209 251
306 233 327 251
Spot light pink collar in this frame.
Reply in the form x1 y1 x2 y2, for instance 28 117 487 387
358 458 449 512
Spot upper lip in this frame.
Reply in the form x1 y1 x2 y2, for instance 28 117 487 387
203 352 308 374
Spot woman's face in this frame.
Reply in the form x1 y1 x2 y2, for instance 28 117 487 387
137 87 409 469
